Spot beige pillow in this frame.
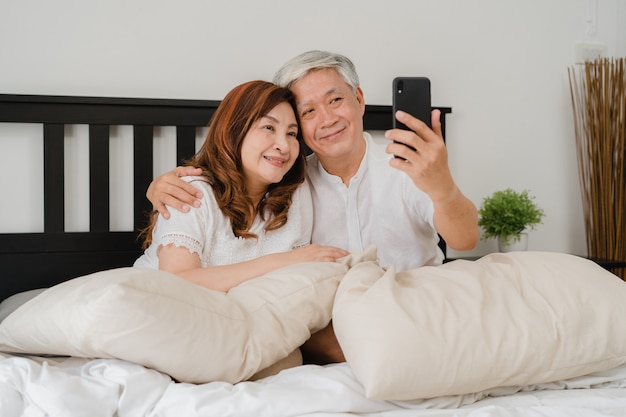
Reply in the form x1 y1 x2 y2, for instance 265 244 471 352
333 251 626 400
0 256 357 384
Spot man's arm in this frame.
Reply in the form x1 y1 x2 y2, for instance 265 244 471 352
430 184 479 251
146 166 204 219
385 109 479 251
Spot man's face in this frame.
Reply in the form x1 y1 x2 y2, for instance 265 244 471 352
290 68 365 162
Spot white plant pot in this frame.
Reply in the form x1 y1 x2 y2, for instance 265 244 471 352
497 233 528 252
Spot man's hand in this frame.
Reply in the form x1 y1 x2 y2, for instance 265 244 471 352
385 109 455 201
146 166 204 219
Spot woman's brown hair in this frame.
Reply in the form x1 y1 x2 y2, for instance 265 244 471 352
140 81 306 248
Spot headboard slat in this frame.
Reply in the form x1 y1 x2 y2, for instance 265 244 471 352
133 125 154 230
43 123 65 233
177 126 197 165
89 125 111 232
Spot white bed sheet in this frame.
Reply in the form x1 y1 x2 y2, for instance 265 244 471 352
1 352 626 417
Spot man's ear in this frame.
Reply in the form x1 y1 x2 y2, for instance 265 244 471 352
355 86 365 114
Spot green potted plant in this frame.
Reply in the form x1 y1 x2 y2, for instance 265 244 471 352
478 188 545 251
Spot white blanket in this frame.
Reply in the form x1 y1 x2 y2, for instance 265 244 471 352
2 352 626 417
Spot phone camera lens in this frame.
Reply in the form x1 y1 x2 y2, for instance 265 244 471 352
397 80 404 94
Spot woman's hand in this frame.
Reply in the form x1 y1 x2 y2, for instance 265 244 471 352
287 244 350 263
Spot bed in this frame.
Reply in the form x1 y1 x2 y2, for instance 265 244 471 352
1 93 626 417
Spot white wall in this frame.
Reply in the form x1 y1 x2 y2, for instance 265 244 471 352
1 0 624 257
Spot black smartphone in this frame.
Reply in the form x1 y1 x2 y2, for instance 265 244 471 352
392 77 432 130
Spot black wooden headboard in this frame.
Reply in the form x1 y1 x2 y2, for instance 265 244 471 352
0 93 451 301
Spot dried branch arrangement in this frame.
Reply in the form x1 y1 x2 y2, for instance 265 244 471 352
569 57 625 279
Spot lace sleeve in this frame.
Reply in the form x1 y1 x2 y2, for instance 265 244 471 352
151 177 217 261
158 233 203 257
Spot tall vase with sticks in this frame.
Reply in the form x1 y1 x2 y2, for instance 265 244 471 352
569 57 625 279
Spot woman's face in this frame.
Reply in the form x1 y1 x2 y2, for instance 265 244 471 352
241 101 300 195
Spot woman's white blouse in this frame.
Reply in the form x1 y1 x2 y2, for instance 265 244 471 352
134 176 312 269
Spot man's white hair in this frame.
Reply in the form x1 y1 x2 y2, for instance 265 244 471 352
272 50 360 93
